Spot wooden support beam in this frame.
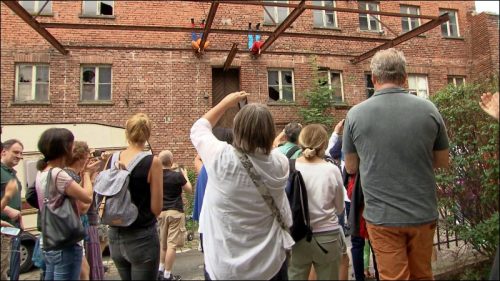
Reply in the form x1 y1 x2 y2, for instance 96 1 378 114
260 0 306 54
350 13 450 64
2 0 68 55
42 23 390 43
223 43 239 71
192 1 439 20
199 1 219 52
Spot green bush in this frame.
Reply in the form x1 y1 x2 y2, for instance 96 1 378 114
431 79 499 258
298 56 335 128
184 169 198 233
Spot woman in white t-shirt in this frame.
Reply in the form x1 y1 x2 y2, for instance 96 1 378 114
35 128 94 280
190 91 294 280
288 124 345 280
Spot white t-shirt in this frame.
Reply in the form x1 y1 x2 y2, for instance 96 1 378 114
190 118 294 280
295 161 345 233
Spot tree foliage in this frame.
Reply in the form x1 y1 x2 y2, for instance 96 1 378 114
298 56 335 127
431 78 499 258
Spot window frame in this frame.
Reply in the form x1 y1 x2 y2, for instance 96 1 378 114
440 9 460 37
365 73 375 98
80 65 113 101
318 69 344 103
447 76 466 86
408 74 429 99
400 5 421 33
358 1 381 32
263 0 289 25
15 64 50 102
267 69 295 102
82 0 114 16
312 1 338 29
19 0 53 15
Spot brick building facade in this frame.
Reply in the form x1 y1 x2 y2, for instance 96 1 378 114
1 1 498 167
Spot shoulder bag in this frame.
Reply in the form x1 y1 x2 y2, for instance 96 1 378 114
42 168 85 251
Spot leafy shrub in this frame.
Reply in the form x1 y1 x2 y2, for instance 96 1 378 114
431 79 499 258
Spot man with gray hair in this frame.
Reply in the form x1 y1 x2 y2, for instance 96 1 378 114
157 150 192 281
342 48 449 280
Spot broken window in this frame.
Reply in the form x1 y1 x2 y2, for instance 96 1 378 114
318 68 344 102
19 0 52 15
447 76 465 86
313 1 337 28
15 64 49 102
359 1 381 32
263 0 289 25
268 70 295 102
81 66 112 101
400 5 420 33
82 0 114 16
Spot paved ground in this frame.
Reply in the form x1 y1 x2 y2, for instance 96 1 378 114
19 234 481 280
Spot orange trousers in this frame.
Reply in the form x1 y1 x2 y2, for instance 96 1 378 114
366 221 436 280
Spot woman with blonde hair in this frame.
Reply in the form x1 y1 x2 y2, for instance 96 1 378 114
288 124 345 280
106 113 163 280
190 91 293 280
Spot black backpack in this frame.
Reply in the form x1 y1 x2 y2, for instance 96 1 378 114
286 160 328 253
286 159 312 242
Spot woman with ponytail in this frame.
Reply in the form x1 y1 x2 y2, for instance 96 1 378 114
35 128 95 280
288 124 345 280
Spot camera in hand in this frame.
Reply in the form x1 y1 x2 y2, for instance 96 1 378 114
92 150 103 158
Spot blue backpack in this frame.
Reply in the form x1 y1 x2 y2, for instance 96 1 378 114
94 151 150 227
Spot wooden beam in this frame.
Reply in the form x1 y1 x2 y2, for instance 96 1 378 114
2 0 68 55
350 13 450 64
223 43 239 71
260 0 306 54
42 23 390 43
192 1 439 20
199 1 219 52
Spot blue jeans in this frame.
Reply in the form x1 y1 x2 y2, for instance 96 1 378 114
351 236 365 281
43 244 83 280
108 223 160 280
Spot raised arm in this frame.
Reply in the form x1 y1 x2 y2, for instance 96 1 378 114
202 91 249 127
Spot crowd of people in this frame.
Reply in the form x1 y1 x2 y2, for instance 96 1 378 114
1 48 499 281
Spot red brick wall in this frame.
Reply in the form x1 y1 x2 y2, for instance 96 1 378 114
468 12 500 82
0 1 491 167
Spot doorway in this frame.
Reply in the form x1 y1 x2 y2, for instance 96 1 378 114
212 68 240 128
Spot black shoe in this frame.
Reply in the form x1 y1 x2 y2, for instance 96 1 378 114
191 18 195 25
248 22 252 30
256 22 260 30
164 274 182 281
157 271 164 280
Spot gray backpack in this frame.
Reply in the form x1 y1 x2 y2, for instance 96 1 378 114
94 151 150 227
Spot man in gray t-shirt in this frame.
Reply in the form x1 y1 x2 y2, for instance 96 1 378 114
343 48 449 280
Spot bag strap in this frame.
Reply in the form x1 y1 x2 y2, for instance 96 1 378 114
109 151 151 171
234 148 288 232
286 145 300 159
43 168 54 204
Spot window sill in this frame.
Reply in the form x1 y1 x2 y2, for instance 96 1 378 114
267 100 296 106
358 29 384 34
313 26 341 31
79 14 115 19
442 36 464 40
332 102 351 110
78 101 114 106
11 101 51 106
29 13 54 17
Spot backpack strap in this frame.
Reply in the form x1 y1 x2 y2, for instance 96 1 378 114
286 145 300 159
288 158 296 173
126 152 152 171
